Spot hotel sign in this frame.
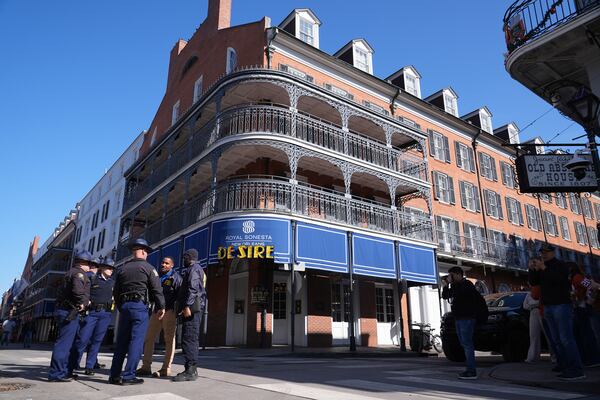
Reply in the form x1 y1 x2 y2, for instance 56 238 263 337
217 245 275 260
515 154 597 193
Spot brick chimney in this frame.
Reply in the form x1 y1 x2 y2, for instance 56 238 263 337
207 0 231 31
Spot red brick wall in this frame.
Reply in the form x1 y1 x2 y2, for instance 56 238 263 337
358 279 378 347
307 272 333 347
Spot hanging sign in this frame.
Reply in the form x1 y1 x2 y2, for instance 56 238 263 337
515 154 597 193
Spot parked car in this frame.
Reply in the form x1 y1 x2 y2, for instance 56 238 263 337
440 291 532 362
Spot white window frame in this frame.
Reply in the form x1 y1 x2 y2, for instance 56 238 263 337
525 204 541 231
226 47 237 74
354 46 372 74
193 76 203 103
559 216 571 241
485 190 502 219
556 193 567 209
480 153 495 181
298 17 314 46
574 221 587 245
444 93 458 116
506 197 523 226
171 100 180 126
404 72 420 98
432 132 445 161
480 112 492 133
456 142 474 172
543 211 558 237
461 181 478 212
501 161 515 188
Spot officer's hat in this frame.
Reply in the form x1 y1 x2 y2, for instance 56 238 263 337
127 238 153 253
91 257 102 268
73 249 93 264
100 257 115 269
539 243 556 253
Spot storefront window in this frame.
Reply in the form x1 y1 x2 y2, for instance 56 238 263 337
376 287 395 323
332 283 350 322
273 283 287 320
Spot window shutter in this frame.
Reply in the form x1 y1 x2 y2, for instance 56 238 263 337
432 171 440 200
505 197 512 223
455 142 463 169
459 181 467 209
443 136 451 163
474 187 481 212
435 215 443 229
491 156 498 181
468 148 475 172
448 176 456 204
497 193 504 220
478 152 485 177
517 201 524 225
484 190 490 216
501 163 507 186
451 220 460 236
428 130 435 157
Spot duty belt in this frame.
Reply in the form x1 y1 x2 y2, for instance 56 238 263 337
120 293 146 304
90 302 113 311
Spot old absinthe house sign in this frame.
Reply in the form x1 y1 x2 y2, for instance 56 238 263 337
515 154 597 193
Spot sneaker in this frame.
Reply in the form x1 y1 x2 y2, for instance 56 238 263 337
135 368 152 377
557 373 586 381
458 371 477 380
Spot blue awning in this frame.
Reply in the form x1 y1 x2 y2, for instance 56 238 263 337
209 217 291 264
162 240 182 269
184 227 209 267
147 250 160 269
352 234 396 279
398 243 437 284
296 223 348 273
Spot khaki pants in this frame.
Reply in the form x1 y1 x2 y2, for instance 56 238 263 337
141 310 177 373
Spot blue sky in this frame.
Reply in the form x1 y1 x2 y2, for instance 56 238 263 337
0 0 579 293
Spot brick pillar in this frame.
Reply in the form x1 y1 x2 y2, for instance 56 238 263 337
358 280 378 347
400 292 410 349
206 262 229 346
246 260 273 347
307 272 333 347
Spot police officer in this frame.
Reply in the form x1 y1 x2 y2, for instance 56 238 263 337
173 248 206 382
68 257 115 376
48 250 92 382
109 239 165 385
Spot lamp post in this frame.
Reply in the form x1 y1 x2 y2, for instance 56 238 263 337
567 87 600 187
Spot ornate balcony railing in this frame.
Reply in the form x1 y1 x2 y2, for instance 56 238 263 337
504 0 600 53
436 228 529 270
124 104 428 211
117 177 433 260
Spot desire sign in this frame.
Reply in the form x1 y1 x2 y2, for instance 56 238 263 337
515 154 597 193
217 245 275 260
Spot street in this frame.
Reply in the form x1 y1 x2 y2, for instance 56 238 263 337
1 346 598 400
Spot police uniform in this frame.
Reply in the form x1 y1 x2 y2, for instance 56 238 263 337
48 250 92 382
173 248 206 382
68 258 115 375
109 239 165 385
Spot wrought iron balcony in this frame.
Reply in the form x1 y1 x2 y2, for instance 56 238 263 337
124 105 428 211
436 228 529 270
504 0 600 53
117 177 433 260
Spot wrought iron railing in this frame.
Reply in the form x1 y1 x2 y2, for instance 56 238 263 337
435 228 529 270
117 177 433 260
123 104 428 210
504 0 600 53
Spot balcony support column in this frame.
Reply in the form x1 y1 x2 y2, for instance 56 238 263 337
210 151 221 213
384 125 395 171
209 90 225 146
182 170 192 228
160 187 169 241
284 147 300 213
341 163 354 225
339 105 351 156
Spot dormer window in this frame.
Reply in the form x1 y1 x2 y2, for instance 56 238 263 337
280 9 321 48
387 66 422 99
334 39 374 74
355 48 370 72
480 110 492 133
443 91 458 116
404 74 420 97
508 124 520 144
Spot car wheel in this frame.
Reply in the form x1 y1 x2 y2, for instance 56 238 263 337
442 335 466 362
502 327 528 362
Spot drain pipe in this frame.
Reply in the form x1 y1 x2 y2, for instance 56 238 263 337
472 130 496 292
265 28 278 69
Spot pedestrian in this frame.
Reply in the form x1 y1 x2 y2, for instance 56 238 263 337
137 256 182 378
529 243 585 380
172 249 206 382
1 318 16 346
568 262 600 367
48 250 93 382
524 281 546 363
441 266 484 380
109 239 165 386
68 257 116 376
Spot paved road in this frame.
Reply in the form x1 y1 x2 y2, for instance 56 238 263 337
0 346 597 400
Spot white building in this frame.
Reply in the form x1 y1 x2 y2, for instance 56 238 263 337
74 132 144 259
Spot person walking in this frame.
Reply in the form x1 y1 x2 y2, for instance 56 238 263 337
441 266 484 380
109 239 165 386
1 318 16 346
529 243 585 380
137 256 182 378
569 262 600 367
48 250 92 382
68 257 116 376
172 249 206 382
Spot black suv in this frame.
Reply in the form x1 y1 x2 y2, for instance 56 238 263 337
440 291 531 362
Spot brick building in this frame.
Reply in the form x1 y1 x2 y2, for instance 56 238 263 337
116 0 600 348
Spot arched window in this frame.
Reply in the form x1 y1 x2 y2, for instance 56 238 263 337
475 280 489 296
226 47 237 74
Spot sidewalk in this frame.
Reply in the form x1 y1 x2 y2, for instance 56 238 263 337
489 360 600 395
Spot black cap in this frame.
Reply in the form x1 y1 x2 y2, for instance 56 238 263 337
128 238 153 252
448 266 464 275
540 243 556 252
184 248 199 261
73 250 93 263
91 257 101 267
100 257 115 268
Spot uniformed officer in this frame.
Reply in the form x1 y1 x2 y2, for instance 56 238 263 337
109 239 165 385
173 248 206 382
68 257 115 376
48 249 92 382
137 256 182 378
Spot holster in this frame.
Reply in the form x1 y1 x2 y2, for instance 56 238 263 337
65 308 79 322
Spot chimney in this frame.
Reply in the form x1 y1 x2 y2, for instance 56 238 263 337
207 0 231 31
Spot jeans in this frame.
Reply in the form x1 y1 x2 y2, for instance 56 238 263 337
544 304 584 376
573 306 600 366
181 311 202 368
1 332 10 346
69 310 112 371
109 302 149 381
49 309 81 380
455 318 476 373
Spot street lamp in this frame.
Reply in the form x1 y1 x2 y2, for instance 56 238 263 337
567 86 600 188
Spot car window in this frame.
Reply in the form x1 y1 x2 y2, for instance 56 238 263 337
487 293 526 308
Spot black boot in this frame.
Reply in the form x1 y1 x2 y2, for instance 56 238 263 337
172 366 198 382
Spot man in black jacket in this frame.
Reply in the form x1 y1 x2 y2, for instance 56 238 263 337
173 248 206 382
442 266 481 380
529 243 585 380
